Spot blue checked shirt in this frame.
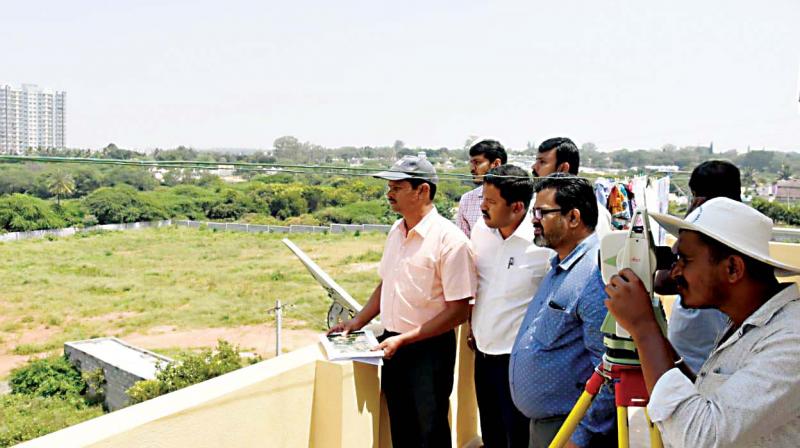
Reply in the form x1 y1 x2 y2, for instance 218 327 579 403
509 234 615 447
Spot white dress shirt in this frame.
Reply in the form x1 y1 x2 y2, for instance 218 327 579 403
470 215 554 354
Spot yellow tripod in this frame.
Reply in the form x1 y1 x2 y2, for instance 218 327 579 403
548 359 662 448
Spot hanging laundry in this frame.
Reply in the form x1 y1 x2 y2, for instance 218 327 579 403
606 183 632 230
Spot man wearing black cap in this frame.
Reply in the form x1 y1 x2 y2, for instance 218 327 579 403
329 156 478 447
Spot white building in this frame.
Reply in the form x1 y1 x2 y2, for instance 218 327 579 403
0 83 66 154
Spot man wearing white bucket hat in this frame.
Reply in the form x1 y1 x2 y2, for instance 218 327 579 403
605 197 800 447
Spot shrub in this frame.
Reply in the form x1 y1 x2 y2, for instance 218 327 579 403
53 200 88 227
143 186 220 220
127 340 248 404
0 394 103 447
284 214 322 226
751 197 800 226
81 368 106 407
8 356 86 399
84 185 167 224
313 200 392 224
0 194 66 232
206 189 250 220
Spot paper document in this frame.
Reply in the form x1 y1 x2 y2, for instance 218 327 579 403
319 330 384 365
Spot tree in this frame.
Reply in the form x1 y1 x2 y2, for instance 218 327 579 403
463 135 480 151
392 140 405 159
154 146 202 161
580 142 601 167
777 164 792 181
273 136 301 152
47 170 75 206
0 166 36 195
206 189 250 220
742 167 756 188
105 166 158 191
0 194 66 231
100 143 142 160
739 150 775 171
84 186 167 224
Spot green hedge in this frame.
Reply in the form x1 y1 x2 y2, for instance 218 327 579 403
0 175 470 232
751 198 800 226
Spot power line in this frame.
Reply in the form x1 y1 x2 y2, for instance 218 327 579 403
0 155 671 183
0 155 558 181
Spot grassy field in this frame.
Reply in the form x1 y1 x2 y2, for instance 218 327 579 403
0 227 385 370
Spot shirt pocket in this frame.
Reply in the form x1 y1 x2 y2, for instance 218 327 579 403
532 305 577 350
399 260 436 306
699 368 733 396
505 263 548 299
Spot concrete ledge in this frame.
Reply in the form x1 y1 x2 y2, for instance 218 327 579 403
18 345 324 448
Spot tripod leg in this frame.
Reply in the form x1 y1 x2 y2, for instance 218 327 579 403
548 371 605 448
548 390 595 448
617 406 629 448
644 408 663 448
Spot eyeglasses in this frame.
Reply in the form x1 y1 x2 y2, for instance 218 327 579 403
533 207 562 220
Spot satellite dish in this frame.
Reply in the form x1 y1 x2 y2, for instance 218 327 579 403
283 238 363 329
327 302 355 329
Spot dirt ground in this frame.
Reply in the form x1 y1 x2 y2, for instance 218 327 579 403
0 323 320 378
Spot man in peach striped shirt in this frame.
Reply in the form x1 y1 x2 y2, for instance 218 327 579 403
329 156 477 447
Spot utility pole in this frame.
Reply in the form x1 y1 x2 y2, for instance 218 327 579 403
268 300 292 357
275 300 282 356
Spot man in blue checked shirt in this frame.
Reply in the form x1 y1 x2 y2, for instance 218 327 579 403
510 174 616 447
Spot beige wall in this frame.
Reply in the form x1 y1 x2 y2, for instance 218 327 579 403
19 330 481 448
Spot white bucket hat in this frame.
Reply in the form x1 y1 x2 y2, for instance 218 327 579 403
650 197 800 275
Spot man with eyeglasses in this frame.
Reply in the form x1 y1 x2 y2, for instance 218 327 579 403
456 138 507 238
510 174 616 447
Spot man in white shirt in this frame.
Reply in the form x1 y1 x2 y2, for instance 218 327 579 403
532 137 612 239
456 138 507 238
471 165 554 447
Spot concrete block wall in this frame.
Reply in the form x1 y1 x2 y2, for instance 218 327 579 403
64 341 172 412
0 219 391 243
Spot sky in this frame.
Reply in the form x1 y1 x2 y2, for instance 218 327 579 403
3 1 799 152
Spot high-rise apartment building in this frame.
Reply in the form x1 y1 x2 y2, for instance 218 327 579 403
0 83 66 154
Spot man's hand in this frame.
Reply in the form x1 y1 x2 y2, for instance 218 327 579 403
605 268 686 394
564 440 580 448
604 268 659 338
466 327 476 351
326 317 363 336
375 334 405 359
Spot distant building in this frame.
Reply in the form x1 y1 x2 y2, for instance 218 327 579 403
0 83 66 154
644 165 680 173
756 183 776 198
775 180 800 203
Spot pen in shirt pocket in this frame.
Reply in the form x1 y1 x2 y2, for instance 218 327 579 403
548 300 566 311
